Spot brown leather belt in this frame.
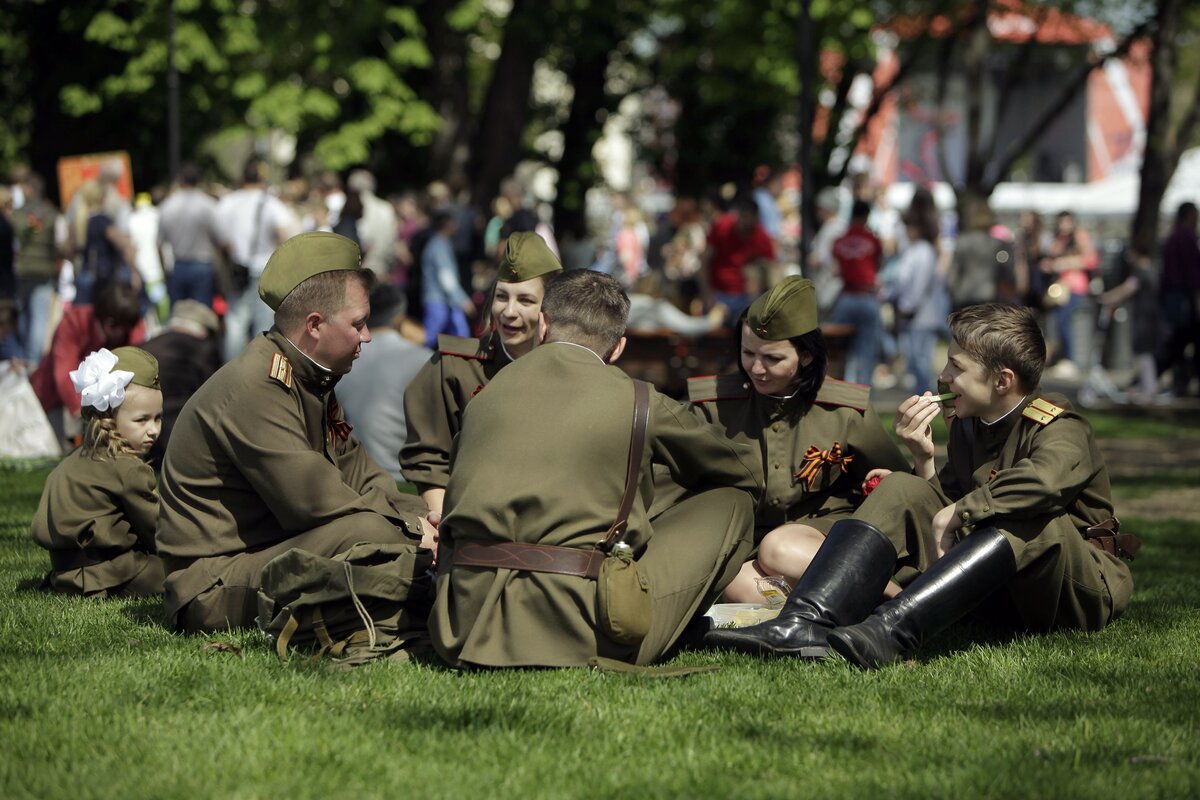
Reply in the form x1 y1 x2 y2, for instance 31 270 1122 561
454 542 606 580
1083 517 1141 560
49 546 127 571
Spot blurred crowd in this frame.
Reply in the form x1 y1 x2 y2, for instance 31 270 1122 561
2 156 1197 457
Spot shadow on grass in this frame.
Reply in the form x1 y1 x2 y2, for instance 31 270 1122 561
14 575 45 593
122 596 169 627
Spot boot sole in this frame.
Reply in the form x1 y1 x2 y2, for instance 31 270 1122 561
703 631 830 659
826 630 882 669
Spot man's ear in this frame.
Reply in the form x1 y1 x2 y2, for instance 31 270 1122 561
536 312 549 344
995 367 1017 394
304 310 324 339
606 336 627 364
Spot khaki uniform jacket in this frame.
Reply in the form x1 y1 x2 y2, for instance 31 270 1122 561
939 394 1131 598
157 329 422 562
31 448 159 592
688 375 910 533
432 343 764 668
400 331 512 493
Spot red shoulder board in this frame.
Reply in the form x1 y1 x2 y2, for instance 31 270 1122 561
437 334 492 362
687 374 750 404
813 378 870 411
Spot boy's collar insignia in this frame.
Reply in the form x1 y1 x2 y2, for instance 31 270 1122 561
269 353 294 389
1022 396 1064 425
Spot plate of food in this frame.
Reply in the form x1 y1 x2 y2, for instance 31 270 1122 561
705 603 781 628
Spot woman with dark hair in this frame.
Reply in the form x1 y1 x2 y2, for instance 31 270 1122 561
686 277 915 603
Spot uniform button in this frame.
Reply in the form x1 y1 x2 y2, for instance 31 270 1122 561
774 463 781 469
983 505 991 512
960 511 970 521
772 423 781 432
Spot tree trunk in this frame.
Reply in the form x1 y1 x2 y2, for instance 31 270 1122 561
553 22 616 241
420 0 471 185
961 0 991 201
469 0 545 208
1131 0 1182 257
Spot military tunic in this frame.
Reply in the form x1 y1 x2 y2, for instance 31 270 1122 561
31 448 165 597
857 393 1132 631
400 331 512 493
687 375 911 537
431 343 764 668
157 329 425 632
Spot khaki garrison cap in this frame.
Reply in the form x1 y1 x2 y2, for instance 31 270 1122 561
496 232 562 283
746 276 818 340
111 346 160 390
259 232 362 311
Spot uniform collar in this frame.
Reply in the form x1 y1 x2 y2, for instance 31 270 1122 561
267 329 341 395
975 394 1033 448
547 340 607 364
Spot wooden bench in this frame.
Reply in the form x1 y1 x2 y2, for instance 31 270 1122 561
619 322 855 399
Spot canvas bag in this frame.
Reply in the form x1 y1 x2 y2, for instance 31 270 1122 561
594 380 652 647
0 362 62 460
257 541 434 667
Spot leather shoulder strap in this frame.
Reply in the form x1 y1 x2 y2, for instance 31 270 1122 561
601 380 651 550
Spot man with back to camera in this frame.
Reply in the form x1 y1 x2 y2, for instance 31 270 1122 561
431 270 764 668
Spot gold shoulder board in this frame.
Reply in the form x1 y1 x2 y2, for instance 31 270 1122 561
269 352 294 389
1022 396 1064 425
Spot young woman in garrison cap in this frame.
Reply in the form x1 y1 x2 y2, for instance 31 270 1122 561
400 232 562 522
685 276 922 603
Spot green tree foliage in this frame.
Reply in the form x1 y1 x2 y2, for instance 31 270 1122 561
7 0 438 189
647 0 880 198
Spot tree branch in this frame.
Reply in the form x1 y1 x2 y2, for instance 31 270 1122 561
983 19 1150 193
1172 67 1200 161
987 3 1050 159
831 0 958 185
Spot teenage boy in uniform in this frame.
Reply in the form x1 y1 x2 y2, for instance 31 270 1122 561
708 303 1136 667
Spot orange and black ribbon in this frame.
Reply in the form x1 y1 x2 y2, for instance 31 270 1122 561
326 397 353 443
794 442 854 488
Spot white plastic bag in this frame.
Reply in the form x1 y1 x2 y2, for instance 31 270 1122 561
0 362 62 459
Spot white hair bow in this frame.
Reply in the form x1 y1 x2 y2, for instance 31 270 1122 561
70 348 135 412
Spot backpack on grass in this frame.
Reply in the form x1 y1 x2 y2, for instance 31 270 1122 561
257 541 435 668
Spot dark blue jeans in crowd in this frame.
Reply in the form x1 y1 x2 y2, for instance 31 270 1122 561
423 303 470 349
832 291 882 386
168 260 216 307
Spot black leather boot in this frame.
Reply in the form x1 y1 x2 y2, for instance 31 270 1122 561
827 527 1016 669
703 519 897 657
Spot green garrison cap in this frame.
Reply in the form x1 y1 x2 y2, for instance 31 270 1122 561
259 232 362 311
111 346 160 390
496 232 562 283
746 276 818 340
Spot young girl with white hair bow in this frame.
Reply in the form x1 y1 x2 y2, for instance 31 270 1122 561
30 346 166 597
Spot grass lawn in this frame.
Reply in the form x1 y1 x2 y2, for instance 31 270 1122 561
2 411 1198 799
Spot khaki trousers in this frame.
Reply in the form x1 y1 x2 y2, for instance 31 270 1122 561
855 472 1131 632
636 485 756 664
164 512 412 633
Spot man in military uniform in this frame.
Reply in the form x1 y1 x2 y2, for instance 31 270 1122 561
431 270 764 668
709 303 1135 666
157 232 432 633
401 232 561 518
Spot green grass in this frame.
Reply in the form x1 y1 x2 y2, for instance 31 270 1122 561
2 467 1198 799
